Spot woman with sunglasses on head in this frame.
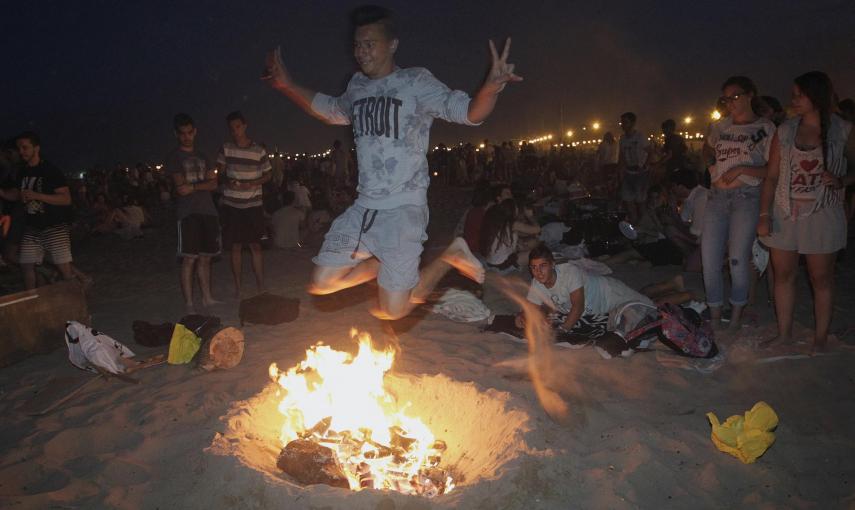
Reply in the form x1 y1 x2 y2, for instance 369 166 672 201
701 76 776 330
758 71 855 351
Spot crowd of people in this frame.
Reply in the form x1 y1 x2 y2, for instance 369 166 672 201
2 4 854 355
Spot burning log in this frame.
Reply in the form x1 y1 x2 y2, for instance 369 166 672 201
277 439 349 489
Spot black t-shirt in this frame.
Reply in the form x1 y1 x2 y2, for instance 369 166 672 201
18 160 72 229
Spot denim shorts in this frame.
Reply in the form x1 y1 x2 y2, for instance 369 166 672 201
314 203 429 291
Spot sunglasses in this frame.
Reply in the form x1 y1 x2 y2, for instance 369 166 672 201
719 92 747 103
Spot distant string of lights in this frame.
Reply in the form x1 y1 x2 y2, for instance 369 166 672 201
88 110 725 177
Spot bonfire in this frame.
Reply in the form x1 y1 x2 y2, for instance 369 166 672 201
268 329 453 497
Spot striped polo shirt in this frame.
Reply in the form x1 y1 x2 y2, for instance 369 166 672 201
217 141 272 208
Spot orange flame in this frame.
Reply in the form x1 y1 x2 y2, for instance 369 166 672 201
269 329 452 495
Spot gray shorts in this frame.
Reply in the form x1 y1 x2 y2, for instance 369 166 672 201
313 203 429 291
762 204 847 254
621 170 649 203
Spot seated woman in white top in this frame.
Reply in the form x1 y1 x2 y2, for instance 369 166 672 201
479 198 540 270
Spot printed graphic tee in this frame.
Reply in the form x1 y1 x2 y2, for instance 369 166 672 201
165 149 218 219
17 160 72 229
619 131 650 172
707 117 776 186
311 67 478 210
788 145 824 201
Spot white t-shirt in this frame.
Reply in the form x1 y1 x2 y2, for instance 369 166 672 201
619 131 649 170
271 205 302 248
290 183 312 210
707 117 775 186
526 263 652 316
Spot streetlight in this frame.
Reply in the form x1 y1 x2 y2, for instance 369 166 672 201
684 116 693 125
711 110 722 121
592 122 601 130
566 130 574 138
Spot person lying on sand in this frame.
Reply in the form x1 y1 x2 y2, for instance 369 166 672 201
515 243 654 346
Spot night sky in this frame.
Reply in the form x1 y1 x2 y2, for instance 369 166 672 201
4 0 854 171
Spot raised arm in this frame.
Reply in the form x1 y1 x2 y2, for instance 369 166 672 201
467 38 523 125
262 46 322 119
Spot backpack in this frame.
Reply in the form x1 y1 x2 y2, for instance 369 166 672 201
625 303 718 358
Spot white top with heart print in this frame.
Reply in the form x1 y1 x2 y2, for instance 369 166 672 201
789 145 824 201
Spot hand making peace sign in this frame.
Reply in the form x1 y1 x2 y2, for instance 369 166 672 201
486 37 523 94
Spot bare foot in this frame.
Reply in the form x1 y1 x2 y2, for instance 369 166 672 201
307 283 339 295
759 336 790 349
185 302 196 315
441 237 485 284
202 297 223 307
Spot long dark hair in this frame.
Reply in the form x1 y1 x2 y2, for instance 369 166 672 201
794 71 838 167
480 198 517 256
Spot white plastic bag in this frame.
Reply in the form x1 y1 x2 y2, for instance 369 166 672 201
430 289 491 323
65 321 135 374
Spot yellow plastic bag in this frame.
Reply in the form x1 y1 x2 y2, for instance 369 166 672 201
707 401 778 463
167 324 201 364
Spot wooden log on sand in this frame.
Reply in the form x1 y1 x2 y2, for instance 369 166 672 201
0 280 88 366
197 326 245 371
277 439 350 489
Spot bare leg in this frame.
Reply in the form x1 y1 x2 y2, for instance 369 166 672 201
642 274 684 297
748 266 759 306
22 262 36 290
765 248 799 345
180 257 197 312
197 255 220 306
709 305 724 330
805 252 836 351
651 291 693 306
54 262 74 281
375 237 485 320
249 242 264 293
729 304 745 331
309 258 381 295
765 263 776 305
601 248 645 265
230 244 242 298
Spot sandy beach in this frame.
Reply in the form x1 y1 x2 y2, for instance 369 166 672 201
2 187 854 510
